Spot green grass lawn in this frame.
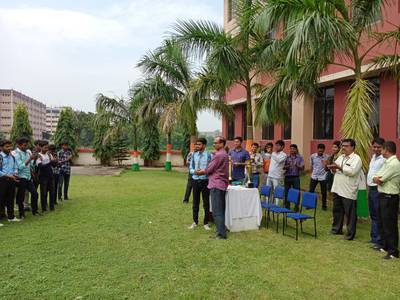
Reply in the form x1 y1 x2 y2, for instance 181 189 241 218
0 170 399 299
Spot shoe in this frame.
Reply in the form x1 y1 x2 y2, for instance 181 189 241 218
322 206 327 211
343 236 354 241
32 212 42 217
0 223 3 227
371 245 385 252
8 217 22 222
182 200 189 203
383 254 398 260
188 223 197 229
330 230 343 235
64 198 69 200
204 224 211 231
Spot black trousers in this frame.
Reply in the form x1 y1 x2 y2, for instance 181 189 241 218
58 172 70 200
378 193 399 257
53 174 60 203
16 178 39 216
40 176 55 211
182 173 193 202
309 179 327 209
332 193 357 239
192 179 210 225
0 179 16 220
284 176 300 211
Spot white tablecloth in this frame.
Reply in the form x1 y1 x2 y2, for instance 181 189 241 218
225 186 262 232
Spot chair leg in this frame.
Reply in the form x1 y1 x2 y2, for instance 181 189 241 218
314 218 317 238
283 215 285 236
296 220 298 241
266 210 270 229
276 214 279 233
300 220 303 233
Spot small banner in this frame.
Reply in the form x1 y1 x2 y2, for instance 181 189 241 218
357 172 369 217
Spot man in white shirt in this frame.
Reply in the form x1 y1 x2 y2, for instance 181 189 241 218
367 137 385 247
267 140 287 189
328 139 362 240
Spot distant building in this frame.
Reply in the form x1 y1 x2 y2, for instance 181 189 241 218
0 89 46 140
46 106 65 136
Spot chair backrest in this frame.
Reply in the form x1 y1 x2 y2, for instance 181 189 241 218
273 186 285 199
301 192 317 209
253 175 259 188
260 185 271 197
287 188 300 205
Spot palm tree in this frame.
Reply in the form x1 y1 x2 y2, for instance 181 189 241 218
372 28 400 79
130 75 181 171
96 94 142 171
255 0 398 169
172 0 272 149
137 39 233 152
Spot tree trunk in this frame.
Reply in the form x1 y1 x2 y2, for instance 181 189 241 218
165 131 172 171
245 79 254 151
131 125 140 171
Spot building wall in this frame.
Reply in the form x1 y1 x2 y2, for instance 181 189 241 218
0 89 46 140
46 107 63 136
74 149 185 167
222 0 400 168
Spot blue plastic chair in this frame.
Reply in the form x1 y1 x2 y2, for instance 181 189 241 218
266 186 285 229
270 188 300 233
284 192 318 240
260 185 272 227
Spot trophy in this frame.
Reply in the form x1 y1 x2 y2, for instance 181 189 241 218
245 155 254 188
228 156 232 183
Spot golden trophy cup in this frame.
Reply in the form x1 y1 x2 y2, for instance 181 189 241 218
245 156 254 188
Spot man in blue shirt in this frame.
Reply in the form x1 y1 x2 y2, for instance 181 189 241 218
0 140 21 222
283 144 304 211
228 137 250 183
15 137 40 218
188 138 213 230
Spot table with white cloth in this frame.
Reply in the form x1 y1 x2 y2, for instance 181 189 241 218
225 185 262 232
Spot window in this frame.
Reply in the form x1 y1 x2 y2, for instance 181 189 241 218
262 124 274 140
282 98 292 140
227 0 237 22
242 104 247 140
368 78 380 137
314 87 334 139
227 118 235 140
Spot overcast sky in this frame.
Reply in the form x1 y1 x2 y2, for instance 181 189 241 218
0 0 223 132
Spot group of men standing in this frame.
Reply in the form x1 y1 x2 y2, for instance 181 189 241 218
0 138 72 227
182 135 400 258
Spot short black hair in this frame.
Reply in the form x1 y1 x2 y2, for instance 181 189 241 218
2 139 12 146
333 140 341 148
39 140 49 147
234 136 243 143
16 137 29 145
196 137 207 146
61 141 69 145
34 140 42 146
217 136 226 146
265 142 273 148
48 144 56 151
252 143 259 148
383 141 397 154
342 138 356 148
317 143 326 150
290 144 298 150
372 137 385 146
275 140 285 147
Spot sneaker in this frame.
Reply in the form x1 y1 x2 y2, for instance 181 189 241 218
204 224 211 231
383 254 398 260
188 223 197 230
371 245 385 252
8 217 22 222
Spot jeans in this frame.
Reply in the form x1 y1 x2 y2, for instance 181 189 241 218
210 188 227 239
378 193 399 257
0 179 16 220
58 172 70 200
332 193 357 240
192 179 210 225
16 178 39 216
284 176 300 211
368 187 382 245
309 179 327 209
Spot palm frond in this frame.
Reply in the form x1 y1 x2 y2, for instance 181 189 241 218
341 78 375 171
351 0 386 32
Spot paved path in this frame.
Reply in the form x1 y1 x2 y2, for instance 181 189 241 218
72 166 124 176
